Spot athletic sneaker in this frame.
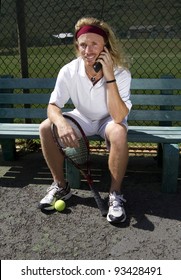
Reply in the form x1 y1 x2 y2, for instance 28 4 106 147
38 182 72 210
107 191 126 223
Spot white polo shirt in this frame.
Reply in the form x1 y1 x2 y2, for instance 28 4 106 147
49 57 132 121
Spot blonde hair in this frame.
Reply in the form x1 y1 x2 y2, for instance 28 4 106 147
74 17 129 69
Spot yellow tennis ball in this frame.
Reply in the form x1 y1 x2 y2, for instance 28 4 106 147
54 200 66 212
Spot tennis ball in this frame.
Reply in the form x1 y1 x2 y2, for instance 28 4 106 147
54 200 66 212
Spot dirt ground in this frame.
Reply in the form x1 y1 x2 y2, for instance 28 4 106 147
0 149 181 260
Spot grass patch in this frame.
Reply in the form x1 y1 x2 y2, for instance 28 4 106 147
0 39 180 78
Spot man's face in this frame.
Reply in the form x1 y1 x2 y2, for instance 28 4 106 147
77 33 105 67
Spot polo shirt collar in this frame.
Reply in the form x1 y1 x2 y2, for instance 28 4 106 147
78 57 106 86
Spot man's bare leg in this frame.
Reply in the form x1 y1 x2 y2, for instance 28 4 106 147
106 123 128 191
39 118 66 186
105 122 128 223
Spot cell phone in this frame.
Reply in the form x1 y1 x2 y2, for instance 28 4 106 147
93 62 102 73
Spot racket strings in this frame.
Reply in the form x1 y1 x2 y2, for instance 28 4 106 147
63 120 89 165
64 138 88 165
53 118 89 165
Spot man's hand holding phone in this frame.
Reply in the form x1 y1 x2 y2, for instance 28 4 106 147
93 45 109 72
93 46 114 81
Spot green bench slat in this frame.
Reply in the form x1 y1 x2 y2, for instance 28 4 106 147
1 78 181 90
129 110 181 121
0 78 56 89
0 93 50 104
0 124 40 139
1 124 181 143
131 94 181 105
0 108 180 122
0 108 72 119
0 108 47 119
131 78 181 90
0 93 181 106
128 126 181 143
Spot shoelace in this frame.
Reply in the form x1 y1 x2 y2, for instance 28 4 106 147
110 194 126 208
118 194 126 203
46 183 60 194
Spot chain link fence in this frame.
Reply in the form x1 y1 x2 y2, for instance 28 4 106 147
1 0 180 79
0 0 180 154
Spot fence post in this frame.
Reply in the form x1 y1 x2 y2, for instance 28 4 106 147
0 75 16 161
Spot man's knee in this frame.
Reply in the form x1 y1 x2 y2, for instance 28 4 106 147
39 119 51 137
107 124 127 145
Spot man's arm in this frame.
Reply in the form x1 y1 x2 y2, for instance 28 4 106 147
99 47 130 123
47 103 79 147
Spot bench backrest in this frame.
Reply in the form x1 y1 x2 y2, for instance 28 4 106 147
0 78 181 124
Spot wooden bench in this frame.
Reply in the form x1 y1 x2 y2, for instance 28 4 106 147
0 77 181 193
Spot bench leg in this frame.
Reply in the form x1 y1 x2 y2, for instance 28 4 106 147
157 143 163 167
161 143 179 193
65 160 81 189
0 139 16 161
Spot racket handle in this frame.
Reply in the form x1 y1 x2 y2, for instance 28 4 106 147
90 186 108 217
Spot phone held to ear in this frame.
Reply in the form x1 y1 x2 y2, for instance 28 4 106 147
93 43 110 73
93 62 102 73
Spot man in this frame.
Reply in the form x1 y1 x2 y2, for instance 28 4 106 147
38 17 132 223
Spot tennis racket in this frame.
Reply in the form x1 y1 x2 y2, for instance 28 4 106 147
51 115 107 217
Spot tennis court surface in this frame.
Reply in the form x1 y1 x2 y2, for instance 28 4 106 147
0 150 181 259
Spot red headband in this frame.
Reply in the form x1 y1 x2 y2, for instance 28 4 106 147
75 25 108 40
